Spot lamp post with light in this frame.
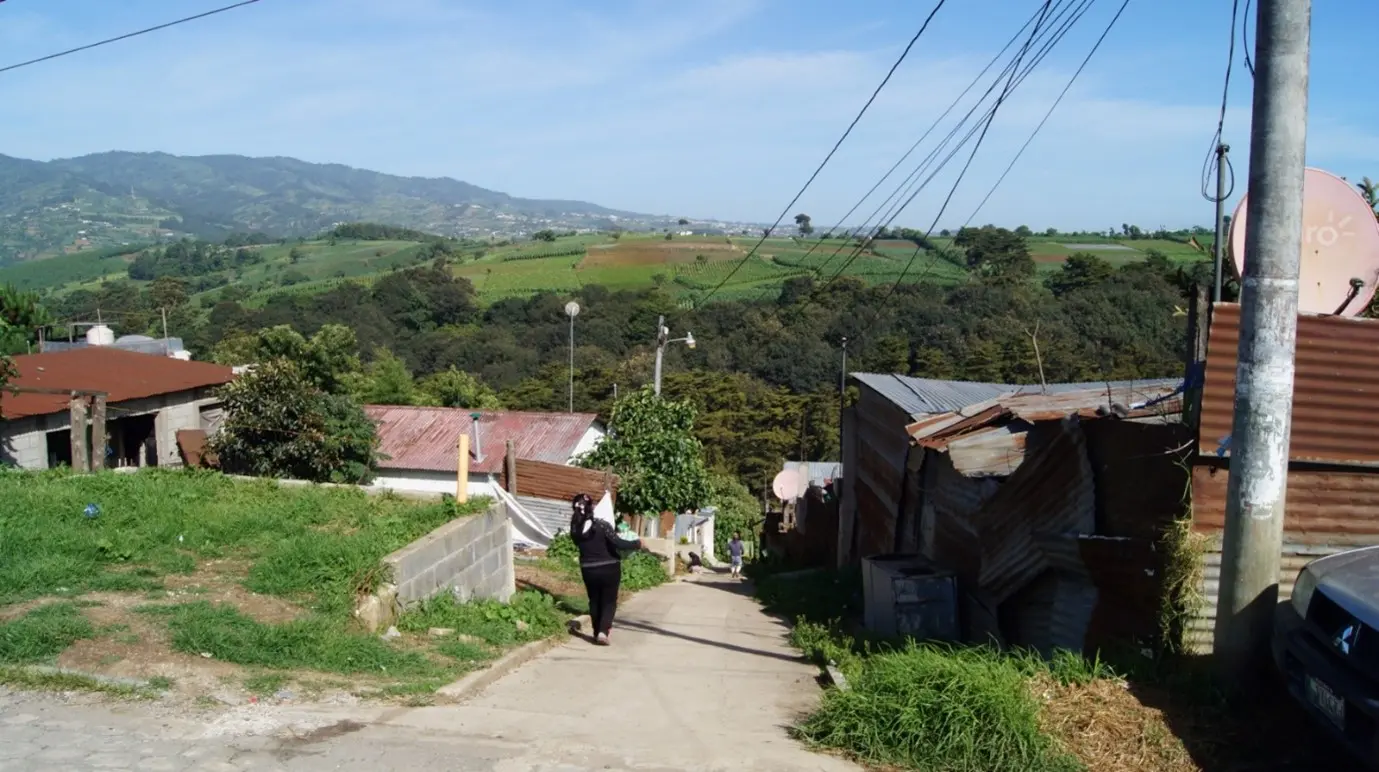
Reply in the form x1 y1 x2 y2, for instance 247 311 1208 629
565 301 580 413
652 314 695 397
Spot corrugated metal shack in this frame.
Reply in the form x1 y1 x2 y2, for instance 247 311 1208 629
1187 303 1379 653
843 373 1190 656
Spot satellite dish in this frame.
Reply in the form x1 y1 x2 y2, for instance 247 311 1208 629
1230 167 1379 316
772 469 808 501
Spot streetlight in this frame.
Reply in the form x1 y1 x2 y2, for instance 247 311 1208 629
652 314 696 396
565 301 580 413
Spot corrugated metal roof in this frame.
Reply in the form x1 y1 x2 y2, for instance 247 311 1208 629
365 406 600 475
1200 303 1379 464
853 372 1180 420
783 461 843 486
0 348 234 419
907 385 1182 478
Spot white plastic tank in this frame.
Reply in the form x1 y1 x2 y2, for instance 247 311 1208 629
86 325 115 346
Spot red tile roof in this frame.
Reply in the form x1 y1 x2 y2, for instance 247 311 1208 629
1 348 235 420
364 405 602 475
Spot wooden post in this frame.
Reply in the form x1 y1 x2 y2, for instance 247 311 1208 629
457 433 469 503
505 440 517 494
90 395 107 471
68 394 88 473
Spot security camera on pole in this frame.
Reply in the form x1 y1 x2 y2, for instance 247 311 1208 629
652 315 695 397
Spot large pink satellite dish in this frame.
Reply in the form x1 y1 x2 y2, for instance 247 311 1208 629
1230 168 1379 316
772 469 807 501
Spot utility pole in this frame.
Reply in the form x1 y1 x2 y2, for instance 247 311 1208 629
653 315 666 397
1212 143 1231 303
1214 0 1310 681
839 336 848 461
652 315 695 396
564 302 580 413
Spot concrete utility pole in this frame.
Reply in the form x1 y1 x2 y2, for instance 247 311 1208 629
1214 0 1310 681
1212 143 1231 303
652 315 695 397
653 316 667 397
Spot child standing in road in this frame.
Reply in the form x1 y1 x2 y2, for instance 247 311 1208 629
728 532 745 579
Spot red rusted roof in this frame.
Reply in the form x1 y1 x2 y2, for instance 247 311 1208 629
1200 302 1379 464
365 406 601 475
1 348 235 420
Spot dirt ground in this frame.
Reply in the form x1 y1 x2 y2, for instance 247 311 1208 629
7 561 406 707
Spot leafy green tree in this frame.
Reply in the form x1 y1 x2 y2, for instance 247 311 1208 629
210 359 379 483
220 324 361 394
532 229 558 243
1360 177 1378 218
350 348 419 405
578 387 711 516
705 472 761 558
0 320 17 416
1045 253 1115 296
288 246 305 263
0 284 51 355
960 226 1035 284
418 367 502 409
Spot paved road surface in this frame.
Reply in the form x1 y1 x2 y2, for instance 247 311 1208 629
0 574 857 771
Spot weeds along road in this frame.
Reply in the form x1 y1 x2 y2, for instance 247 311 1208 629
0 574 856 772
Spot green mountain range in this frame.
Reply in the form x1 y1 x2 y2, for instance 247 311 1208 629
0 151 646 264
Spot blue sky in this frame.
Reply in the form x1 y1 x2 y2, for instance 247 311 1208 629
0 0 1374 231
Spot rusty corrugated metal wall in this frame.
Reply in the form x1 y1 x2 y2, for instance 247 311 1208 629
1188 303 1379 653
1199 303 1379 463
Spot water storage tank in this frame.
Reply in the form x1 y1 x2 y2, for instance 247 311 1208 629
86 325 115 346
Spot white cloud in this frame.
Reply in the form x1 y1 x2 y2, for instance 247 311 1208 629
0 0 1371 230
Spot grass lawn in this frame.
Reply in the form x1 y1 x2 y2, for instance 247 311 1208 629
0 469 572 704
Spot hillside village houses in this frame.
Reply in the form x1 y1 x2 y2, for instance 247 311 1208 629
0 337 234 470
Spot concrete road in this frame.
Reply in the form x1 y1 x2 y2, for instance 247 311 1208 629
0 573 859 771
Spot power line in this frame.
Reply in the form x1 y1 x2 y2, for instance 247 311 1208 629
963 0 1135 227
1200 0 1242 204
766 3 1056 279
0 0 262 76
692 0 950 308
804 0 1092 286
818 0 1095 293
853 0 1133 362
873 0 1061 300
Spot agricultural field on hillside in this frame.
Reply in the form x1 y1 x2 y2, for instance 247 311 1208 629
4 229 1210 311
0 245 142 292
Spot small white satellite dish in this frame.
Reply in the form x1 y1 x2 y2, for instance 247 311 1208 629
772 469 808 501
1230 167 1379 316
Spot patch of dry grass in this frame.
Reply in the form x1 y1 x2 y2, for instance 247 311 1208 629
1036 675 1195 772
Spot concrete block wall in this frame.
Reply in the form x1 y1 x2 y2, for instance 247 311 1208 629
384 503 516 607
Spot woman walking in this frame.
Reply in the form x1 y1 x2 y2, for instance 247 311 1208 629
569 493 640 645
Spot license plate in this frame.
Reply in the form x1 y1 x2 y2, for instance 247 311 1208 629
1306 675 1345 728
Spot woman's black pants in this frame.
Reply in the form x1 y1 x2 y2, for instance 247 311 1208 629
581 562 622 636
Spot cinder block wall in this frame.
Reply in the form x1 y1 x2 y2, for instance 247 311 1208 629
385 504 516 606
